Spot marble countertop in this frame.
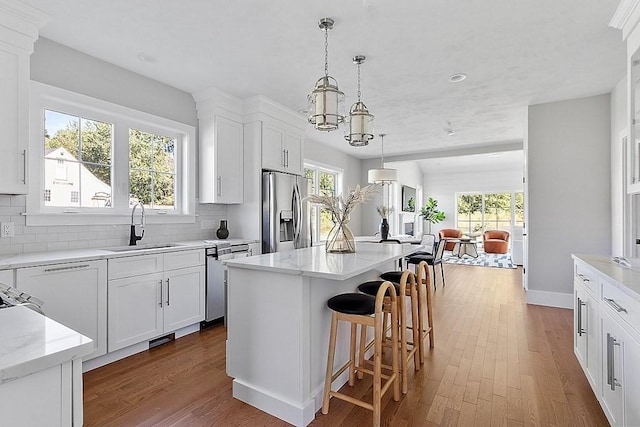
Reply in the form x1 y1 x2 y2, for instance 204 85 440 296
572 254 640 302
0 306 93 384
225 242 421 280
355 235 422 244
0 238 258 270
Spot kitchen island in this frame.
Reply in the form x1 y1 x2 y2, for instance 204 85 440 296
225 242 418 426
0 306 93 426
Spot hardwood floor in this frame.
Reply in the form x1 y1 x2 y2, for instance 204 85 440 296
83 264 608 426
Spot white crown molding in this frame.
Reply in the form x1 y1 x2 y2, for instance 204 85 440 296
0 0 49 52
192 86 243 121
243 95 307 132
610 0 640 40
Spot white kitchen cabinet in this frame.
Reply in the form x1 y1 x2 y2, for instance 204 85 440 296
16 260 107 360
199 114 244 204
107 249 205 352
262 122 303 175
0 2 46 194
573 255 640 427
108 272 164 351
574 279 600 390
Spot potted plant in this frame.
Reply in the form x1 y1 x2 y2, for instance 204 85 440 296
376 205 394 240
420 197 446 235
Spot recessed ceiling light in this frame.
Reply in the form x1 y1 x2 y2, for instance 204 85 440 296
137 52 156 63
449 73 467 83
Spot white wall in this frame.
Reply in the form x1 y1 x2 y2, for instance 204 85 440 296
527 94 611 307
0 38 228 256
304 137 364 234
610 77 627 256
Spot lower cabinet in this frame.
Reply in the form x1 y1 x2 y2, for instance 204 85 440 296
107 250 205 352
573 257 640 427
16 260 107 360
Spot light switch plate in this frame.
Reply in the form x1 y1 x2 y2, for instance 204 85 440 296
1 222 14 238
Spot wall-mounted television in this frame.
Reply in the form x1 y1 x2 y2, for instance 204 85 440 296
402 185 416 212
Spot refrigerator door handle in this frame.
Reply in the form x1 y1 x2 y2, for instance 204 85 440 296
292 183 301 245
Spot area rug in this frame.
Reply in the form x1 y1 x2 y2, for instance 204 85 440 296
444 250 517 269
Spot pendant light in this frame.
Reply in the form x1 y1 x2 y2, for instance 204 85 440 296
308 18 345 131
345 55 374 146
368 134 397 184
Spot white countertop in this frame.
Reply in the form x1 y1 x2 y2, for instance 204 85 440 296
225 242 421 280
0 238 257 270
355 235 422 244
0 306 93 384
572 254 640 301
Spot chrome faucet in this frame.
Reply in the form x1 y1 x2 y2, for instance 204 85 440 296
129 202 145 246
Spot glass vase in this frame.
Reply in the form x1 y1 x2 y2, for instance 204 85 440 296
326 217 356 253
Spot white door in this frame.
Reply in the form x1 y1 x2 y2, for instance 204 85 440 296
584 290 601 389
163 265 205 332
262 123 284 172
574 286 587 367
284 133 303 175
601 310 624 426
215 115 243 204
623 330 640 426
16 260 107 360
108 273 163 352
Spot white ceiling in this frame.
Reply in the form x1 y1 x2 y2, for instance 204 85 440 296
24 0 626 160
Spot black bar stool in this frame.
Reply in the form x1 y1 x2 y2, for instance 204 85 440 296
322 282 400 427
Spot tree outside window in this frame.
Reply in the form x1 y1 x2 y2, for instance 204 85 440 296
305 165 339 242
456 192 523 233
456 194 482 234
129 129 176 210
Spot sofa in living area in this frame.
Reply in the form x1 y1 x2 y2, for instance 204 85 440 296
483 230 510 254
438 228 462 251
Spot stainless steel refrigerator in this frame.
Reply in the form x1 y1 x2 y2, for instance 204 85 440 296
262 170 311 253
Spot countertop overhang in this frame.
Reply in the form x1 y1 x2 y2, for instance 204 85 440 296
0 306 93 384
572 254 640 302
225 242 421 280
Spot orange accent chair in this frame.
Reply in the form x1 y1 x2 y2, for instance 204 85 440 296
438 229 462 251
483 230 510 254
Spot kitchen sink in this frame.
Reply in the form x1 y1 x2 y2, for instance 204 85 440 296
102 243 183 253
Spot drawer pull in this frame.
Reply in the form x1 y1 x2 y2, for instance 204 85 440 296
44 264 90 272
577 273 590 282
604 298 628 314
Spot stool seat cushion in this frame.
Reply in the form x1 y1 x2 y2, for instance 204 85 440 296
380 271 415 284
357 280 400 297
327 293 376 315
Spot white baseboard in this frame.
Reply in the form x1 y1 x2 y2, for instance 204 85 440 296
526 289 573 309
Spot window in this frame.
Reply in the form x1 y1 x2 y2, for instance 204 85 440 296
28 82 196 226
456 192 524 234
305 163 342 242
129 129 176 210
44 110 112 208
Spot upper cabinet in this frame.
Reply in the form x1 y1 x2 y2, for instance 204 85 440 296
629 46 640 193
0 2 48 194
194 87 244 204
262 121 303 176
199 115 244 203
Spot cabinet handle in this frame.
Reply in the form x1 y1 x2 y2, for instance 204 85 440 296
21 149 26 184
285 150 289 168
577 297 586 336
282 149 286 167
577 273 590 282
166 278 170 306
217 176 222 197
607 333 621 391
44 264 90 272
604 298 628 314
159 280 163 307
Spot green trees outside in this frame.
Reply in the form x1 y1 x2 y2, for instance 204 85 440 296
44 110 176 209
305 168 337 239
457 194 483 233
484 193 511 229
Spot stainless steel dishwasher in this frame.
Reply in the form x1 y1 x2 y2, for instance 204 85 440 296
205 242 250 323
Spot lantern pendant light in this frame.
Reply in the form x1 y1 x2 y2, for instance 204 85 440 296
308 18 345 131
367 134 398 184
345 55 374 146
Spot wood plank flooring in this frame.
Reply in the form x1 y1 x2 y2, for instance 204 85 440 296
83 264 608 426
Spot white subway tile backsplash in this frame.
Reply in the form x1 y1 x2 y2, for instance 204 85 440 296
0 196 231 256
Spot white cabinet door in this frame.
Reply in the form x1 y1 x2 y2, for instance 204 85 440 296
199 115 244 204
284 133 303 176
601 309 624 426
108 272 163 352
584 289 601 389
163 265 205 332
0 44 29 194
16 260 107 360
262 122 285 172
574 285 588 366
624 330 640 426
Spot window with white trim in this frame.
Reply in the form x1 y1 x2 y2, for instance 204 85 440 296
28 82 196 226
304 163 342 242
